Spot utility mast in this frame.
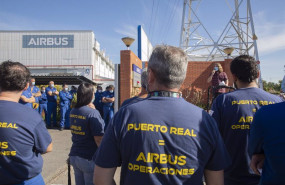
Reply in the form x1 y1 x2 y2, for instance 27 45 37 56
180 0 263 88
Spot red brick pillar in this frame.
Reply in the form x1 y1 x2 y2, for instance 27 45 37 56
120 50 142 105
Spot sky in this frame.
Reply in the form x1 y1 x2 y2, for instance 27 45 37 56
0 0 284 82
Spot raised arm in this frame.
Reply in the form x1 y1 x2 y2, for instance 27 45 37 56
207 70 215 83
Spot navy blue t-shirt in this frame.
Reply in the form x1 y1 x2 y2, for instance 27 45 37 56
120 96 145 107
211 87 283 185
102 91 114 107
19 89 33 108
95 96 230 185
69 106 105 160
249 102 285 184
46 87 57 102
0 100 52 184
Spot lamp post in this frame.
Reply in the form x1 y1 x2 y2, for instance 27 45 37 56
223 47 234 59
121 37 135 50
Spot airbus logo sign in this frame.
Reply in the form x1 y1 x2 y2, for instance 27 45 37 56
23 35 74 48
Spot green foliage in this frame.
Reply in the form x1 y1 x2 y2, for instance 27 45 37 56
262 80 282 94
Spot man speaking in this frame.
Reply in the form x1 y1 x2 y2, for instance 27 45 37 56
94 45 230 185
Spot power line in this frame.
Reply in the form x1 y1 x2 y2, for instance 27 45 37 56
161 0 180 43
150 0 161 42
148 0 155 37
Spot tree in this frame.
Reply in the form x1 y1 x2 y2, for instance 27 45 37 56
262 80 282 94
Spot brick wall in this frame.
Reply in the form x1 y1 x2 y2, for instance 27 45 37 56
181 60 233 106
120 50 142 105
120 50 233 107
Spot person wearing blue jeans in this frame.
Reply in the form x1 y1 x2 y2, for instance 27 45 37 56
38 86 48 122
46 81 59 128
70 156 95 185
102 85 115 130
69 83 104 185
59 83 73 131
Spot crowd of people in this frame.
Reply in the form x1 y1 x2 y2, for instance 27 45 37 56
0 45 285 185
17 78 115 131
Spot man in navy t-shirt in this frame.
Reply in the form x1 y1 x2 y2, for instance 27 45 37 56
211 55 283 185
102 85 115 129
0 61 53 185
249 102 285 184
94 45 230 185
121 68 149 108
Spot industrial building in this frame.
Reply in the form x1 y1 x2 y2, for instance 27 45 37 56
0 30 115 85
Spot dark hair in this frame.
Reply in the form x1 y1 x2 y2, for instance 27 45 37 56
230 55 258 83
62 83 67 87
109 85 114 90
97 85 102 90
75 83 94 108
0 60 30 92
71 85 77 91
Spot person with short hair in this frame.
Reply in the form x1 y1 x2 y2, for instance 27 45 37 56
29 78 41 110
121 68 148 107
94 45 230 185
46 81 59 128
69 83 104 185
249 101 285 184
0 60 52 185
94 85 104 117
211 55 283 185
59 83 73 131
70 85 78 96
207 63 228 98
102 85 115 130
39 86 48 122
19 81 35 109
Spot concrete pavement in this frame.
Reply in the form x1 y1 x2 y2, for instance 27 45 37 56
42 128 120 185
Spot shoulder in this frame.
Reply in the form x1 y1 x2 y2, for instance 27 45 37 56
11 102 43 123
72 106 100 117
121 96 139 107
34 86 40 91
258 101 285 114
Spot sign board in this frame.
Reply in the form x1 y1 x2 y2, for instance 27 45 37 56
22 35 74 48
138 25 153 62
132 64 142 87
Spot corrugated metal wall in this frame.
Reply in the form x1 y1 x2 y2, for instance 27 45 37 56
0 31 94 66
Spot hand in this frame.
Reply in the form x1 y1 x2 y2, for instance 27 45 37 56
211 70 215 75
87 103 96 109
250 154 265 175
30 96 36 103
54 91 59 95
